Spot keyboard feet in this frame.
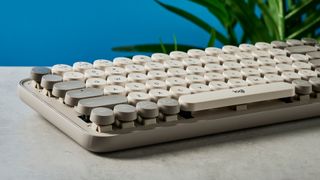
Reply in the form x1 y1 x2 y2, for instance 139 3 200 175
137 116 157 126
115 120 135 129
158 113 178 122
91 123 113 133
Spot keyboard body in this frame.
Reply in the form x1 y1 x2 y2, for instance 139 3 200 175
18 38 320 152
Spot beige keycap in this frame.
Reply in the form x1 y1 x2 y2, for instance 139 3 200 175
274 56 292 64
187 49 206 58
104 85 126 95
235 52 254 60
287 39 303 46
292 79 312 95
90 107 115 126
125 64 145 74
268 48 287 57
93 59 113 70
127 92 151 105
144 62 165 72
185 75 206 86
292 62 311 71
107 75 127 86
157 98 180 115
228 79 248 88
179 82 294 111
200 56 220 65
105 66 126 76
252 50 271 58
136 101 159 119
259 66 278 75
73 62 93 73
298 69 318 80
127 73 148 83
166 77 187 87
145 80 167 91
240 60 259 68
271 41 288 49
189 83 210 93
84 69 106 79
276 64 294 73
281 72 301 82
125 82 146 93
222 45 241 54
132 55 152 64
255 42 272 50
41 74 63 90
218 54 238 62
205 47 223 56
309 77 320 92
239 44 257 52
163 60 184 69
169 51 188 60
290 54 309 62
204 63 224 72
246 76 267 85
63 71 85 81
241 68 261 78
114 104 137 122
52 64 73 75
257 58 276 66
86 78 107 88
208 81 229 91
186 66 206 75
52 81 85 98
169 86 192 99
204 72 225 82
182 58 202 67
223 62 242 70
113 57 133 67
149 89 171 102
223 70 242 80
151 53 170 63
167 68 187 77
147 70 167 80
264 74 284 83
64 88 103 106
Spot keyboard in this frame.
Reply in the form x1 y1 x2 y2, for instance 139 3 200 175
18 38 320 152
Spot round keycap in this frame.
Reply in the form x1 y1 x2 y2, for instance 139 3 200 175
290 54 309 62
127 73 148 83
125 64 145 74
274 56 292 64
301 37 318 45
104 85 126 95
145 80 167 90
208 81 229 91
170 51 188 60
187 49 206 58
235 52 254 60
93 59 113 70
132 55 152 64
287 39 303 46
105 66 126 76
205 47 223 56
218 54 238 62
145 62 165 72
84 69 106 79
222 45 241 54
182 58 202 67
200 56 220 65
292 80 312 95
52 64 72 75
127 92 151 105
86 78 107 88
282 72 301 82
167 68 187 77
309 77 320 92
255 42 272 50
264 74 284 83
147 70 167 80
189 83 210 93
125 82 146 93
149 89 171 102
157 98 180 115
113 57 132 67
30 67 51 83
246 76 267 85
239 44 257 52
227 79 248 88
204 64 224 72
151 53 170 63
271 41 287 49
114 104 137 122
136 101 159 118
40 74 63 90
169 86 191 99
90 107 114 126
204 72 225 82
298 70 317 80
63 71 85 81
166 77 187 87
73 62 93 73
107 75 127 86
186 66 206 75
185 75 206 85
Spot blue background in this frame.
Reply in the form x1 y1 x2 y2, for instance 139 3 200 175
0 0 234 66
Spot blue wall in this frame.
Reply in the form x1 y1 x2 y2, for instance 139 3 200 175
0 0 228 66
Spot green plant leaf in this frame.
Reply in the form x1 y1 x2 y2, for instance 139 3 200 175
112 44 200 53
207 29 216 47
287 11 320 39
159 38 167 53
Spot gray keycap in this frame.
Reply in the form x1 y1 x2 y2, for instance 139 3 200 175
292 80 312 95
136 101 159 118
286 39 303 46
114 104 137 122
157 98 180 115
307 51 320 60
309 77 320 92
64 88 103 106
285 45 317 54
90 107 114 125
310 60 320 68
76 95 127 115
271 41 287 49
30 67 51 83
301 37 318 45
40 74 63 90
52 81 85 98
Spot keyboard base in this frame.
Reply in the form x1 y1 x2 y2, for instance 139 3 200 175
19 79 320 152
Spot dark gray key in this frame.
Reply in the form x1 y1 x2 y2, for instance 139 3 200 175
309 77 320 92
75 95 127 115
292 80 312 95
310 60 320 68
316 44 320 50
286 39 303 46
30 67 51 83
307 51 320 60
285 45 317 54
271 41 287 49
114 104 137 122
64 88 103 106
52 81 85 98
136 101 159 118
157 98 180 115
40 74 62 90
301 37 318 46
90 107 114 125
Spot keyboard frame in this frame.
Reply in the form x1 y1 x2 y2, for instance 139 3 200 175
19 78 320 152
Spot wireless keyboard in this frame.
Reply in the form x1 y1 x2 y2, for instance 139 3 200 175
18 38 320 152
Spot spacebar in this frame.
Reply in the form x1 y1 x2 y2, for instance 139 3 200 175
179 82 295 111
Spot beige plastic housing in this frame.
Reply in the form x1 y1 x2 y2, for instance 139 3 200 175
18 79 320 152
